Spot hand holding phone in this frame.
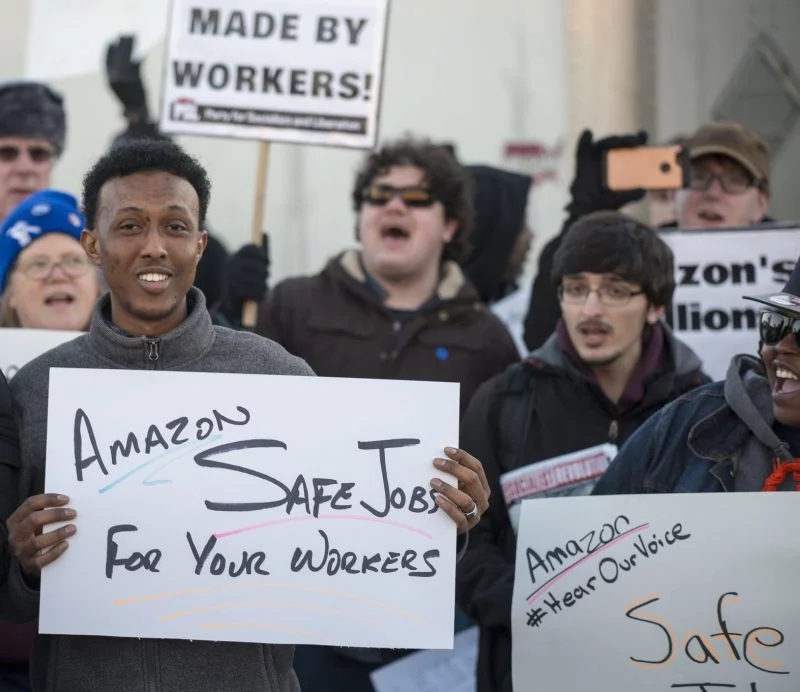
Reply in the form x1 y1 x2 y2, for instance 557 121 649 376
604 145 690 191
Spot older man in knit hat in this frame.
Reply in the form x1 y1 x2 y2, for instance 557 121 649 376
0 82 66 222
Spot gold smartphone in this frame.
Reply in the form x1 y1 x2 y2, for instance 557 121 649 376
604 145 690 191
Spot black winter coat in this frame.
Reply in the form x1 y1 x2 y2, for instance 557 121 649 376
456 333 708 692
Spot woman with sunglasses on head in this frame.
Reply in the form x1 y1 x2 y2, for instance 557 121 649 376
594 257 800 495
0 190 99 331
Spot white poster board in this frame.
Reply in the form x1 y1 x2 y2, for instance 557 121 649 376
512 494 800 691
159 0 390 148
40 369 459 649
662 225 800 381
0 328 83 381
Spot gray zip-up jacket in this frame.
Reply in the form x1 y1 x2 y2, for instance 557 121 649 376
5 289 312 692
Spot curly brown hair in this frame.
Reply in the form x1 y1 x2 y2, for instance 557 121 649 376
351 137 474 263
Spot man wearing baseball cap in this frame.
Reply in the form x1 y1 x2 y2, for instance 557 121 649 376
675 121 770 230
0 82 66 222
524 121 773 352
595 257 800 495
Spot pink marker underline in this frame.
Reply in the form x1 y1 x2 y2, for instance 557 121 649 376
215 514 433 540
527 523 650 604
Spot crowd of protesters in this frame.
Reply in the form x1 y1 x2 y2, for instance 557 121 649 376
0 30 797 692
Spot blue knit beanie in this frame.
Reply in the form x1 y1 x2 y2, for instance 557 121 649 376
0 190 86 290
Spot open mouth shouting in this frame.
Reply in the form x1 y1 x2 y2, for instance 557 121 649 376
380 223 411 249
773 362 800 400
578 321 613 348
43 291 76 309
137 267 173 294
697 209 726 226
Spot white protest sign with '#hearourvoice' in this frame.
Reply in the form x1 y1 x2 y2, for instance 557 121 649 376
159 0 390 148
40 369 458 649
512 494 800 691
0 328 83 381
662 225 800 381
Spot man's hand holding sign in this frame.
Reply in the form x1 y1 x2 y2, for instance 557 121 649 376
8 444 487 582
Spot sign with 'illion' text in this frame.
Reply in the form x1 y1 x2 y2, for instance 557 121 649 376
512 494 800 691
159 0 390 147
40 369 458 649
662 225 800 381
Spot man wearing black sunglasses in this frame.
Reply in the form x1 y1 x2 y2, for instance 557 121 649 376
595 256 800 496
524 121 773 353
251 137 518 692
0 82 65 222
254 137 518 418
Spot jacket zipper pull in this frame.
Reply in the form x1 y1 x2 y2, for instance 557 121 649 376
608 420 619 443
146 338 160 362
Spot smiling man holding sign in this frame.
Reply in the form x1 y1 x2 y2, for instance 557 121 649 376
0 140 488 691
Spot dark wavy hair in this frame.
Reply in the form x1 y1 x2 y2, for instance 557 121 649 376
552 210 675 308
351 137 474 262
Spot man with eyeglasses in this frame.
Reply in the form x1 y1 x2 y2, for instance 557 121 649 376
0 82 65 223
594 257 800 496
674 121 770 230
250 137 518 692
523 121 773 352
456 210 708 692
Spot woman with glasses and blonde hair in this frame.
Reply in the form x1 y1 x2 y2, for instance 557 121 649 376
0 189 99 330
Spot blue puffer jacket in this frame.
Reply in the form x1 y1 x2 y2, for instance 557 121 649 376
594 354 794 495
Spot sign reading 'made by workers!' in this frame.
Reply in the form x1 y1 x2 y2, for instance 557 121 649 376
160 0 390 148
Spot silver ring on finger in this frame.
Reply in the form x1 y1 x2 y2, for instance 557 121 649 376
464 501 478 520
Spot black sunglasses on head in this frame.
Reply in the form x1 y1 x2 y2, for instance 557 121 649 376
361 184 436 208
760 310 800 347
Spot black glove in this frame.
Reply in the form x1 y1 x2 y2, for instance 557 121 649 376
220 238 270 324
105 35 148 118
566 129 648 219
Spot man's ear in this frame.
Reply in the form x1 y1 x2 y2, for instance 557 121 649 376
646 304 666 325
81 229 102 267
443 219 458 244
196 230 208 265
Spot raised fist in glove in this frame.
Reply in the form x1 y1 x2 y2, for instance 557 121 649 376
567 129 648 218
220 238 270 324
105 35 148 119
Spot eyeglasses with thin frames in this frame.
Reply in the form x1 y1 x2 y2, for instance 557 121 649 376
558 283 645 308
17 254 94 281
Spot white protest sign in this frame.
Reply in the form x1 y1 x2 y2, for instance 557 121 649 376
662 225 800 381
159 0 389 148
512 494 800 691
0 328 83 381
40 369 458 649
